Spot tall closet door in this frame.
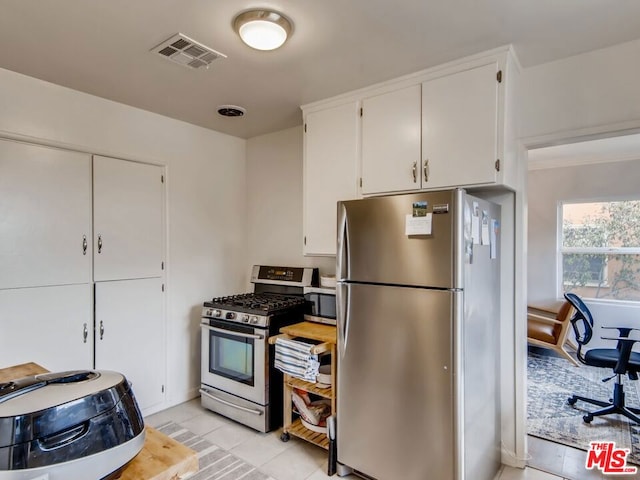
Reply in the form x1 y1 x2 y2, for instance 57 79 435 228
0 284 93 371
93 156 163 281
0 140 92 289
95 278 165 412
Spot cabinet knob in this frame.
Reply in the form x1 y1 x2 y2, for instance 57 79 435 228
412 162 417 183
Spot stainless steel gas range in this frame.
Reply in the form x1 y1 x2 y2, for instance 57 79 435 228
200 265 317 432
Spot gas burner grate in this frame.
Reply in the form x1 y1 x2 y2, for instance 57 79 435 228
207 293 305 314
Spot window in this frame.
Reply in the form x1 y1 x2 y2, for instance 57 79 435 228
560 200 640 302
562 224 608 286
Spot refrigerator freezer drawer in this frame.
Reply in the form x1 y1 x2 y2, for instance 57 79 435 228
337 282 456 480
337 190 463 289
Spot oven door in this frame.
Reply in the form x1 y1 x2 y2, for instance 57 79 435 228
200 319 267 405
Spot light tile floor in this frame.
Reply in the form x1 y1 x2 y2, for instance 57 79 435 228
145 399 587 480
527 435 632 480
145 398 350 480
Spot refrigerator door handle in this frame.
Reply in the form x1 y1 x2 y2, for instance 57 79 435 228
337 282 349 358
337 203 349 281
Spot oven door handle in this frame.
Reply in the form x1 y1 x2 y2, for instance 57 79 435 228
201 323 264 340
199 388 263 416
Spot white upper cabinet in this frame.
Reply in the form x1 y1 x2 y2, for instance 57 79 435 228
301 47 519 251
93 155 164 281
361 85 422 195
303 102 359 256
0 140 92 289
422 61 500 189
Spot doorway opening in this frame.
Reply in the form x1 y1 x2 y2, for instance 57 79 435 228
525 132 640 477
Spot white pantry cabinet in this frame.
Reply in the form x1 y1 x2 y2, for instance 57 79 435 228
361 84 422 195
0 284 93 370
0 140 166 412
0 139 92 289
93 155 163 281
303 102 359 256
422 61 500 189
95 278 165 411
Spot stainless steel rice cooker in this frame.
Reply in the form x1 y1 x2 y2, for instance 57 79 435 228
0 370 145 480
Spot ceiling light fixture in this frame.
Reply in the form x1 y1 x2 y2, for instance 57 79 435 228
233 9 292 51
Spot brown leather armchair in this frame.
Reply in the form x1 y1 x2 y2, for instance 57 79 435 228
527 301 578 366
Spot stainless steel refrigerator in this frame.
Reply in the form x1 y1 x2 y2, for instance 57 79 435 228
336 189 500 480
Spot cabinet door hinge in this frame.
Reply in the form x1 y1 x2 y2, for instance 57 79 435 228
161 261 164 270
495 159 501 172
304 236 307 246
161 174 164 183
360 107 363 117
497 70 503 83
162 283 165 292
359 177 362 188
304 123 307 133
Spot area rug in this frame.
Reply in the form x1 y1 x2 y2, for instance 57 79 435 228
527 349 640 465
156 422 269 480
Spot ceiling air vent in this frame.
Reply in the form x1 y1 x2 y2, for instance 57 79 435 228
151 33 226 70
217 105 246 117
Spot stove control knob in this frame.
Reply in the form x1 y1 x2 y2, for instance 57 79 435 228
250 316 259 324
241 314 250 323
226 312 236 320
205 309 212 317
213 309 222 318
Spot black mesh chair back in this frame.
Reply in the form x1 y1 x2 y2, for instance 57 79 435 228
565 292 593 362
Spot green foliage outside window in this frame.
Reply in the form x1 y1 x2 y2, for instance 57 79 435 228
562 200 640 302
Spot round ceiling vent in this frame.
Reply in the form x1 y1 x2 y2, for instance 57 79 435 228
217 105 246 117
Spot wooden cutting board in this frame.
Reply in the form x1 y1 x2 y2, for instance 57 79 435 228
0 362 44 382
279 321 337 344
0 362 198 480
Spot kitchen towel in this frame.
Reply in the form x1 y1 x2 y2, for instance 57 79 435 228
274 337 320 382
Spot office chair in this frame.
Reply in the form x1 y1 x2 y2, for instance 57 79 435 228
564 292 640 424
527 301 578 366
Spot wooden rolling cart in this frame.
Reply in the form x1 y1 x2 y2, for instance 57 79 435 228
269 321 337 450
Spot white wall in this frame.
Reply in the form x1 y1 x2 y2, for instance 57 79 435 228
0 67 248 410
521 38 640 141
245 126 335 281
